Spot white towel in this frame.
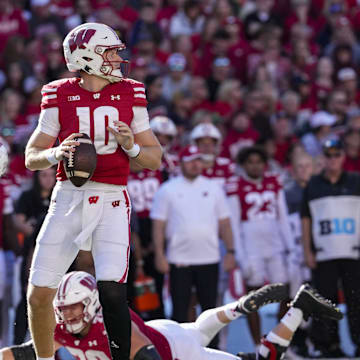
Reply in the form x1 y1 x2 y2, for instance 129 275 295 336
65 190 105 251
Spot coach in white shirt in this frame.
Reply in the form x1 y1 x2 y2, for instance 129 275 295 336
151 145 236 327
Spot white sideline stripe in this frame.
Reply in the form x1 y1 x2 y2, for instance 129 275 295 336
134 94 146 98
134 87 145 92
42 88 58 93
43 94 57 99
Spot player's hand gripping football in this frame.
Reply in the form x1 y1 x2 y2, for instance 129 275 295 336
54 133 83 160
107 121 134 150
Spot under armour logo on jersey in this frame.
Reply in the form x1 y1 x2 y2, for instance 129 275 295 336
111 95 121 100
110 341 120 349
88 196 99 204
93 93 100 99
112 200 120 208
69 28 96 53
88 340 98 347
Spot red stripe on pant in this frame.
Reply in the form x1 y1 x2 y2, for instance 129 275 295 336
119 190 131 283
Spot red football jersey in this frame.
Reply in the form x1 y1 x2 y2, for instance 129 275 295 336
128 153 179 218
54 310 172 360
128 169 163 218
55 312 111 360
226 175 282 221
40 77 147 185
202 157 236 188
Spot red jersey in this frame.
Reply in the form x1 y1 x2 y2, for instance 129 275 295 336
128 169 163 218
202 157 236 189
128 154 178 218
226 175 282 221
40 77 147 186
54 310 172 360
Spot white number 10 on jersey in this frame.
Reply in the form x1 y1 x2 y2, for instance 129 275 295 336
77 106 119 155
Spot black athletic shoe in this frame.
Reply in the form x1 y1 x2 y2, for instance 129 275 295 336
237 283 288 314
290 284 343 321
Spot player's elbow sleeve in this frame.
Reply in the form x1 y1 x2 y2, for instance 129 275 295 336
134 345 161 360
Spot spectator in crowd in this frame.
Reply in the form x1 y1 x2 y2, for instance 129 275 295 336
28 0 66 39
220 112 259 161
0 0 29 54
301 111 337 157
162 53 191 102
301 139 360 357
65 0 96 31
226 146 296 351
129 1 162 48
170 0 205 37
343 130 360 172
151 145 236 347
145 74 170 118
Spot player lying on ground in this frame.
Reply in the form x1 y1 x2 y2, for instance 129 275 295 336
0 271 342 360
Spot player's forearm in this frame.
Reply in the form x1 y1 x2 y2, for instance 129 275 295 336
132 145 162 171
301 217 313 253
25 147 58 171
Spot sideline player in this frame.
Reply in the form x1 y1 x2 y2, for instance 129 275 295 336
0 272 342 360
24 23 162 360
226 146 296 349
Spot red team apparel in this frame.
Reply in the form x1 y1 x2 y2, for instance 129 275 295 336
30 77 151 288
202 157 236 188
128 155 178 218
226 175 295 286
54 310 172 360
40 77 147 185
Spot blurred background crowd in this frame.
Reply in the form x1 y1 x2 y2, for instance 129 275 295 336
2 0 360 358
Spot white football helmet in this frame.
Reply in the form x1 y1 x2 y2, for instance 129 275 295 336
190 123 222 142
54 271 100 334
190 123 222 161
150 116 177 137
63 23 129 83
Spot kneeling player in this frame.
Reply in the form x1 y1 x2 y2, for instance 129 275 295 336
0 271 342 360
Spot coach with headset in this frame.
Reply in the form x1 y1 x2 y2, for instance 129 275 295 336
301 139 360 358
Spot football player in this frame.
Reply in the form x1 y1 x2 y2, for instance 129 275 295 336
226 146 297 350
190 123 236 189
0 271 343 360
24 23 162 360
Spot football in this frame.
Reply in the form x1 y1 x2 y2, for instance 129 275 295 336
64 133 97 187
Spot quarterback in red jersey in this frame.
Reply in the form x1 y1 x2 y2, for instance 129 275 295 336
190 123 236 189
226 146 296 348
24 23 162 360
0 272 343 360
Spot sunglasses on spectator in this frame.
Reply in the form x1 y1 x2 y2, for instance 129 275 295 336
324 152 342 158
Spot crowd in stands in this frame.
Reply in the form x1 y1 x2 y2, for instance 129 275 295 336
2 0 360 357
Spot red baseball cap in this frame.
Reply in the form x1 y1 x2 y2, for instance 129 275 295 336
179 145 203 162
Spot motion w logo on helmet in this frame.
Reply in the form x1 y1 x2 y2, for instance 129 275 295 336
69 29 96 53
